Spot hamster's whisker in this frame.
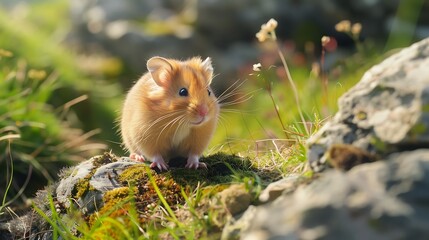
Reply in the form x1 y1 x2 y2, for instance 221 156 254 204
219 93 254 107
155 114 185 144
216 79 246 101
139 111 184 144
217 87 260 104
139 112 180 137
172 117 187 142
217 114 229 131
220 109 255 114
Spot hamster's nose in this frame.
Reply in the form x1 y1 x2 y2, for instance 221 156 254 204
197 105 208 117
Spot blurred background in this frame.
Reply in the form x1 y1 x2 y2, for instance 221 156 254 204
0 0 428 210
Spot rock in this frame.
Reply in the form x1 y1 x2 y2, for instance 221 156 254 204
56 160 95 208
221 205 258 240
307 37 429 172
230 149 429 239
217 184 252 215
258 174 302 203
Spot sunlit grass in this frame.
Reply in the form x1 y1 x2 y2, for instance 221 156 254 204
0 52 107 213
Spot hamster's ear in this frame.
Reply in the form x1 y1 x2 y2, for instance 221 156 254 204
202 57 214 84
147 57 173 87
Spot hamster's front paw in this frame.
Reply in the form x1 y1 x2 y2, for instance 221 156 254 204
129 153 145 162
185 154 207 169
150 155 169 171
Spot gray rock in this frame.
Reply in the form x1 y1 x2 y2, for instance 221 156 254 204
221 205 258 240
56 159 95 208
231 149 429 240
89 159 138 192
258 174 302 203
81 159 138 215
307 37 429 172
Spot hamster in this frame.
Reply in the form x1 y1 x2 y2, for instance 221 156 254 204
120 56 219 170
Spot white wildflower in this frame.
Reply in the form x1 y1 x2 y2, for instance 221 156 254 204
253 63 262 72
351 23 362 36
335 20 351 33
321 36 331 47
255 18 278 42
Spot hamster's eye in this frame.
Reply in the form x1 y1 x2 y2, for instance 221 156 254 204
207 89 211 96
179 88 188 97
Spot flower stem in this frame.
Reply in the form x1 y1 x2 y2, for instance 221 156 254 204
272 31 310 136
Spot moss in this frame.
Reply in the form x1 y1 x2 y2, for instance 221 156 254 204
169 152 257 186
88 187 136 238
370 137 387 153
356 110 367 120
92 151 119 167
89 187 134 224
118 164 149 185
73 178 95 199
422 103 429 113
410 123 427 136
103 187 132 204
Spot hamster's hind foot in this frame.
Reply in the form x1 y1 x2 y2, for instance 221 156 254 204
129 153 145 162
150 155 169 171
185 154 207 169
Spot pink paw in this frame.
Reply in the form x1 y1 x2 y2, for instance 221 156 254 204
129 153 145 162
185 154 207 169
150 155 169 171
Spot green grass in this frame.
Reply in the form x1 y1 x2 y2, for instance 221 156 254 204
0 2 124 152
0 51 109 211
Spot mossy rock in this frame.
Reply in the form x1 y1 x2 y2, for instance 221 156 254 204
6 151 275 239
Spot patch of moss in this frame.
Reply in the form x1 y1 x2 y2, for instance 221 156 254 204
422 103 429 113
103 187 132 203
72 152 119 199
410 122 427 137
118 164 149 185
370 137 387 153
356 110 367 120
73 178 95 199
169 152 257 186
88 187 136 239
92 151 119 167
89 187 134 225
